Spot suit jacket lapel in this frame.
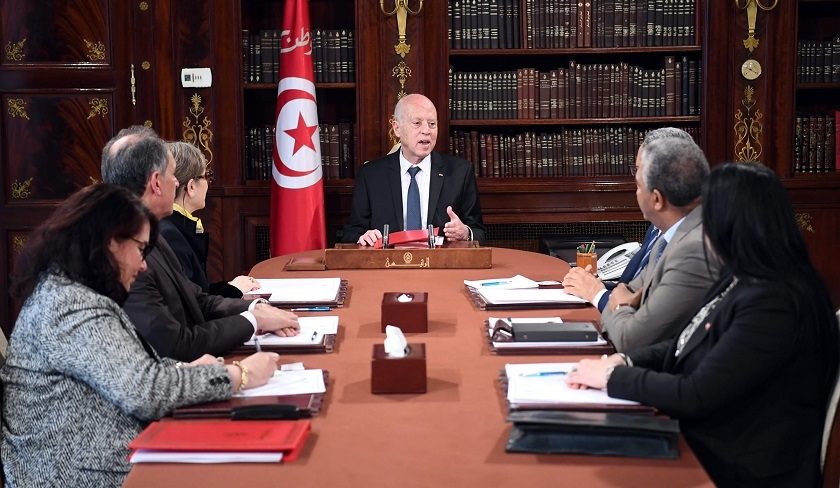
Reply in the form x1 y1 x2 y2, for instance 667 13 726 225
428 154 445 226
672 275 732 366
149 236 205 324
387 153 404 230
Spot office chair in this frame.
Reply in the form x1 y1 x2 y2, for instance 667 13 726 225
822 309 840 488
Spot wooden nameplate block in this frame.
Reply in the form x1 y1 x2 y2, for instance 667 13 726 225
324 242 492 269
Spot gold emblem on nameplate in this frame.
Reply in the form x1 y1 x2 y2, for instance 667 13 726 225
385 252 430 268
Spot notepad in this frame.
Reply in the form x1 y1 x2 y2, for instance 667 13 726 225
234 368 326 398
477 288 588 305
505 363 639 407
244 316 339 346
246 278 342 303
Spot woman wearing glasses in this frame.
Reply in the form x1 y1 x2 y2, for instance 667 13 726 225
162 141 258 298
1 184 279 486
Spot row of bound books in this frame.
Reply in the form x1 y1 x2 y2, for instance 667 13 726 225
794 112 839 174
449 126 700 178
449 56 700 120
449 0 695 49
244 123 356 181
241 29 355 84
797 39 840 84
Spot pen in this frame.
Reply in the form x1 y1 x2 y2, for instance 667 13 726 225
519 371 568 377
310 331 319 342
254 336 262 353
481 281 510 287
291 306 332 311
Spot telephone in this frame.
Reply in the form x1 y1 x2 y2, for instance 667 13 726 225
596 242 642 280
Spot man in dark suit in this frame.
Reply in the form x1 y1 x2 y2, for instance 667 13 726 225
101 126 300 361
562 127 693 312
341 94 485 245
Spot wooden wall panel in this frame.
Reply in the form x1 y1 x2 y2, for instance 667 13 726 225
0 0 110 66
1 93 112 203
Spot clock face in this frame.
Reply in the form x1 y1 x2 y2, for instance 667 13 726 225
741 59 762 80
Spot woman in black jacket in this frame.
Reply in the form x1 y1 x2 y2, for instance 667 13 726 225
568 162 839 487
160 141 258 298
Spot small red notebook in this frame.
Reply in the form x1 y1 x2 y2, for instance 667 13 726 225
129 419 311 462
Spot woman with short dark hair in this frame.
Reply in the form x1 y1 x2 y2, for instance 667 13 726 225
1 183 279 487
568 163 839 486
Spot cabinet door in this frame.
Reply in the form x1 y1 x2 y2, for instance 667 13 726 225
0 0 133 334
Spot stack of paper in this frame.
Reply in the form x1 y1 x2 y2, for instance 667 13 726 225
234 368 326 398
505 363 640 408
246 277 341 304
245 316 339 347
477 288 587 306
464 275 541 289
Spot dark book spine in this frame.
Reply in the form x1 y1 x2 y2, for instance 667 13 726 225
241 30 250 83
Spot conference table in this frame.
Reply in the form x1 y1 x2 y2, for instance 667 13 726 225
124 247 712 487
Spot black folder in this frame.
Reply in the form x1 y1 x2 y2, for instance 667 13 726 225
506 410 680 459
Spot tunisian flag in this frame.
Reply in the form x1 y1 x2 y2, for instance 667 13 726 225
270 0 326 256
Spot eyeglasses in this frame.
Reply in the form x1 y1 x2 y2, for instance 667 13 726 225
130 237 152 259
196 167 215 183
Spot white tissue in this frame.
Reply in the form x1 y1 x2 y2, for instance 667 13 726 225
384 325 409 358
397 293 413 303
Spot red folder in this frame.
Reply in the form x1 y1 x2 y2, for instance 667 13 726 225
129 419 311 462
373 227 439 249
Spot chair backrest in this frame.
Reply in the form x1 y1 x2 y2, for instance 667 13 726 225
822 309 840 487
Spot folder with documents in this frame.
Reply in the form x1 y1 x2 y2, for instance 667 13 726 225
128 419 311 463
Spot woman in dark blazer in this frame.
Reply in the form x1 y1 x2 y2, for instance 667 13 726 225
568 163 839 487
1 184 279 487
161 141 257 298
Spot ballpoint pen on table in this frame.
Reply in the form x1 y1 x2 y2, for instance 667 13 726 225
519 371 568 377
481 281 510 287
310 331 319 342
254 336 262 353
291 306 332 312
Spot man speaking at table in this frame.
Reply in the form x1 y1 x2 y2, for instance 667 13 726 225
341 94 486 246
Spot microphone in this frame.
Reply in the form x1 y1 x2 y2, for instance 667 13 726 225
427 224 435 249
382 223 390 249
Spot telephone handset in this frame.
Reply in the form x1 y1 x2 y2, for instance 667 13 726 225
597 242 642 280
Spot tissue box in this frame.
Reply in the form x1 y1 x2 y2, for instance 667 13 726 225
381 292 428 333
371 343 427 394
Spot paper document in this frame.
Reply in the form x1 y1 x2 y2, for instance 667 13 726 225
464 275 539 290
234 368 326 398
246 278 341 303
505 363 639 406
245 316 339 346
130 450 284 463
488 317 607 348
477 288 588 305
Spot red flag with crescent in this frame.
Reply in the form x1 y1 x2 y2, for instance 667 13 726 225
270 0 326 256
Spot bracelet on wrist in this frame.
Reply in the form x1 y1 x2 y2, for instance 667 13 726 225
233 360 249 392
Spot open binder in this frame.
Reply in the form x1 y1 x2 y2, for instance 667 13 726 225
506 410 679 459
464 284 589 310
485 319 614 355
172 371 329 419
247 278 349 308
499 364 653 413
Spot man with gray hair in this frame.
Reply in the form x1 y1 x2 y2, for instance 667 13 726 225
563 127 697 312
597 134 720 352
101 126 300 361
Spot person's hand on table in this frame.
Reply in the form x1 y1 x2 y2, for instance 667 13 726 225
227 352 280 391
253 303 300 336
230 275 260 294
357 229 382 246
565 356 618 390
443 206 470 241
607 283 642 311
562 265 605 301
